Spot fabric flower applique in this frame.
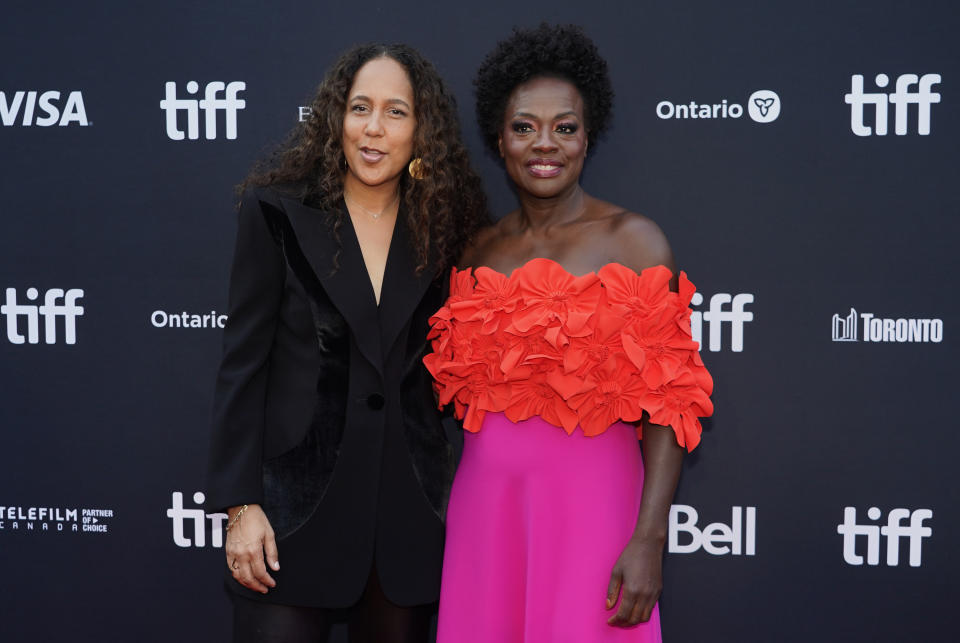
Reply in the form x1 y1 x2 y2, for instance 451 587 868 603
597 263 672 323
642 370 714 450
562 308 626 377
511 258 602 345
563 357 648 436
448 266 520 334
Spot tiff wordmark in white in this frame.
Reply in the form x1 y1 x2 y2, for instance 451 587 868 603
845 73 940 136
690 292 754 352
167 492 228 548
160 81 246 140
1 288 84 345
837 507 932 567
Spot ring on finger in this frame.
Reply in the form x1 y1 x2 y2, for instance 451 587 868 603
231 559 239 570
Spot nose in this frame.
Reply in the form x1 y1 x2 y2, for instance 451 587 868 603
532 128 557 152
364 111 385 137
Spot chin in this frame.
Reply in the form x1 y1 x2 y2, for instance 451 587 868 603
521 180 570 199
351 168 398 186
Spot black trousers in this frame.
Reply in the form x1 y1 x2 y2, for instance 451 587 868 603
231 566 434 643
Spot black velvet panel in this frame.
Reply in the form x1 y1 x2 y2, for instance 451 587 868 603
399 284 455 520
259 204 349 539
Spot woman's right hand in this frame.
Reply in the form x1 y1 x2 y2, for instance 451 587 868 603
224 503 279 593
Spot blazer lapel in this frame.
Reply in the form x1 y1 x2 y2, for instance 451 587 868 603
279 195 383 375
378 211 437 358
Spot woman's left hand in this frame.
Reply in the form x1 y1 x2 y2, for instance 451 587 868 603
605 535 664 627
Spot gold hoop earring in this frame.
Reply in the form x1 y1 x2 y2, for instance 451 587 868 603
408 158 425 180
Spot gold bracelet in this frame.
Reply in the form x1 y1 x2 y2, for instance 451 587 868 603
225 504 248 532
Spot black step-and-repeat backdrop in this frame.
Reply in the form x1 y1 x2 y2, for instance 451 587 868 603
1 1 955 641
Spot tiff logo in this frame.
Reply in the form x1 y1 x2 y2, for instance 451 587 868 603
690 292 754 352
1 288 84 345
167 491 227 548
832 307 858 342
160 81 245 140
845 73 940 136
837 507 932 567
0 91 89 126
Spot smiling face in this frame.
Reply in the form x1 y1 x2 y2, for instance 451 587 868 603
342 56 417 190
498 76 588 200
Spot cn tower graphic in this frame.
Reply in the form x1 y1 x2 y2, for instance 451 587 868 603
832 308 858 341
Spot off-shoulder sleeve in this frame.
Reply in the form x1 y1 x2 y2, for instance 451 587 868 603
609 268 713 451
205 189 286 512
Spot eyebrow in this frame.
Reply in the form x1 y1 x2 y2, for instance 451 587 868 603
350 94 412 110
511 110 580 120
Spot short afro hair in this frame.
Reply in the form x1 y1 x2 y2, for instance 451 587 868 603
474 23 613 156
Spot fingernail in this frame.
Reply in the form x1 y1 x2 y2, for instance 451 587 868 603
272 561 280 570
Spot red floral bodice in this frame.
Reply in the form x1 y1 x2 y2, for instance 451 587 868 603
423 258 714 451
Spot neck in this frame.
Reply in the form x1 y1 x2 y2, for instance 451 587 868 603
517 183 586 230
343 172 401 212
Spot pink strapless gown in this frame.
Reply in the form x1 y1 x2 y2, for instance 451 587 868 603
424 259 714 642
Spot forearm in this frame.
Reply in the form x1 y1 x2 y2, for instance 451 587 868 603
632 420 684 544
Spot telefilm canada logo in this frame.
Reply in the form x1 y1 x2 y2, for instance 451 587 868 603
690 291 754 352
845 73 940 136
160 81 246 140
0 504 114 534
167 491 228 548
656 89 780 124
837 506 932 567
0 90 90 126
1 287 84 345
668 505 757 556
831 307 943 344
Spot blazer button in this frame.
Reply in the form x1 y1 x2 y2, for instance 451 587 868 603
367 393 385 410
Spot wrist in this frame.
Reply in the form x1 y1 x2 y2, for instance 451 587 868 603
630 529 667 547
226 504 249 531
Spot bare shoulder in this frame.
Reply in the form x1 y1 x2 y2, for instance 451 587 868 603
457 213 514 269
603 209 676 275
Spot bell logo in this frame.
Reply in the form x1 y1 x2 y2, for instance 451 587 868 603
166 491 227 548
1 288 84 345
160 81 246 140
668 505 757 556
837 507 932 567
845 73 941 136
0 90 89 127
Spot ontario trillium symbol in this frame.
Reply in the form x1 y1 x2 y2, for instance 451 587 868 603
753 97 776 117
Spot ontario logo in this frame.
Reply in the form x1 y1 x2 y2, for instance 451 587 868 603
656 89 780 124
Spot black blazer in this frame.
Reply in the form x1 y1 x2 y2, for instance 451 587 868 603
206 185 453 607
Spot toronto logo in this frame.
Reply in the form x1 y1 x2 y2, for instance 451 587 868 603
831 308 858 342
831 307 942 344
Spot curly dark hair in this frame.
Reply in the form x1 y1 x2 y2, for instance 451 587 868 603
474 23 613 156
241 43 489 275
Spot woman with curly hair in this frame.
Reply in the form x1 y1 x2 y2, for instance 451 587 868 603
424 25 712 641
206 43 488 642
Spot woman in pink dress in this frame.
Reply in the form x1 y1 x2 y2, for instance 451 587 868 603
423 25 713 642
